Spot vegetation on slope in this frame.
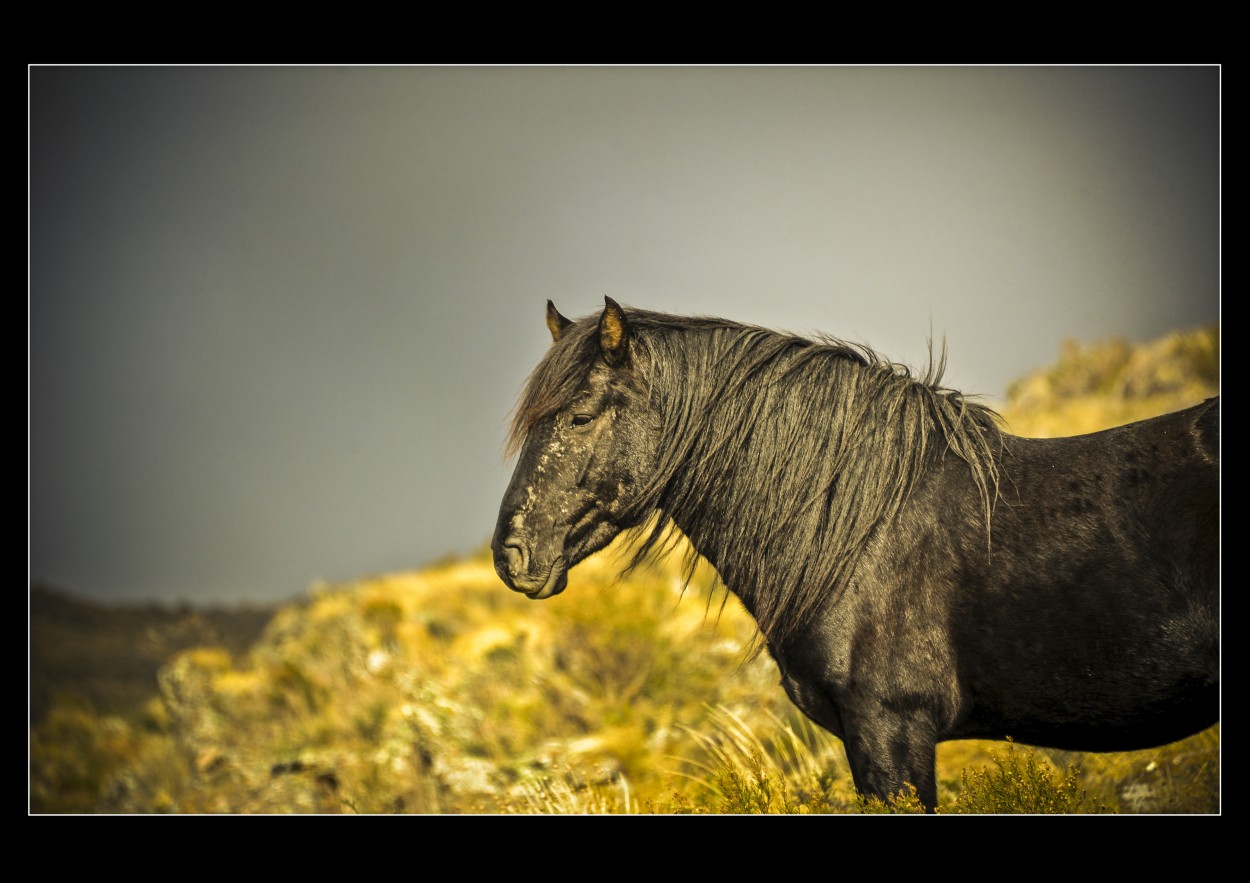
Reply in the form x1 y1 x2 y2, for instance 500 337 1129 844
998 325 1218 437
29 326 1220 814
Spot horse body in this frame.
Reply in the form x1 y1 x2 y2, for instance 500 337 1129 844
493 298 1219 810
765 408 1219 804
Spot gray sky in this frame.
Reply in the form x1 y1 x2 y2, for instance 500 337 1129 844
29 66 1220 606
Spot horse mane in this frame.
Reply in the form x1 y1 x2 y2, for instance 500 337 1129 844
508 307 1005 648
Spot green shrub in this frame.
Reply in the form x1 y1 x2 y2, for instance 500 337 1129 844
944 740 1110 814
30 702 142 813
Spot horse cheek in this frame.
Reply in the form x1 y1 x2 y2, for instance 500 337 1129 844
578 429 630 524
610 417 660 522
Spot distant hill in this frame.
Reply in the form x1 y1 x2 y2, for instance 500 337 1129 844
29 585 277 727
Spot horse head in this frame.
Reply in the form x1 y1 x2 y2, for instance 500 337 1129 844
492 297 661 599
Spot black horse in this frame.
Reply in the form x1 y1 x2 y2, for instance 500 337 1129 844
492 297 1219 810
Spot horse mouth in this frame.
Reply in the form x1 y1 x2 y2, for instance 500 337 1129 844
505 555 566 600
525 556 567 600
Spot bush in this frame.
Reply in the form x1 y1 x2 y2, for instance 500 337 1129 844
945 740 1110 814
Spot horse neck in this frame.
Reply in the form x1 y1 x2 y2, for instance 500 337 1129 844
647 352 992 646
653 405 851 637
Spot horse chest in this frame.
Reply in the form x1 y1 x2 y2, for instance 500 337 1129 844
776 658 848 740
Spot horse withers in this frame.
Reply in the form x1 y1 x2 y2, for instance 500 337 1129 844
493 297 1219 810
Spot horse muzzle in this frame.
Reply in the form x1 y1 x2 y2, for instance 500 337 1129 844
492 535 569 600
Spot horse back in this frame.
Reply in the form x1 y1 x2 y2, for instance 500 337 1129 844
1193 394 1220 464
997 395 1218 575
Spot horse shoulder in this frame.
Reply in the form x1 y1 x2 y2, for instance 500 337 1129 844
773 464 982 740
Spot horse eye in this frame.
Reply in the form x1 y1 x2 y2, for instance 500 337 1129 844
571 414 594 427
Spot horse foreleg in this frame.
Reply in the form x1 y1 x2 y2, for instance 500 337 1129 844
842 715 939 812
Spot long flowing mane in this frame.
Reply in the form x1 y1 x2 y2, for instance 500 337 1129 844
508 309 1005 647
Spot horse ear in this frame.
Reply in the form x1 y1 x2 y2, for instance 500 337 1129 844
598 296 631 367
546 300 573 342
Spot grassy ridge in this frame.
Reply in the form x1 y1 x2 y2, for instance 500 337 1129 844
29 326 1220 814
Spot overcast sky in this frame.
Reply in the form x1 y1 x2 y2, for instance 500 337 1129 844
28 66 1220 606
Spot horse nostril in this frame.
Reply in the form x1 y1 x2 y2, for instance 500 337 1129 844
500 541 525 574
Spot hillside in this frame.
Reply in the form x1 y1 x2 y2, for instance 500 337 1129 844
30 585 278 727
998 325 1218 436
29 326 1220 814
